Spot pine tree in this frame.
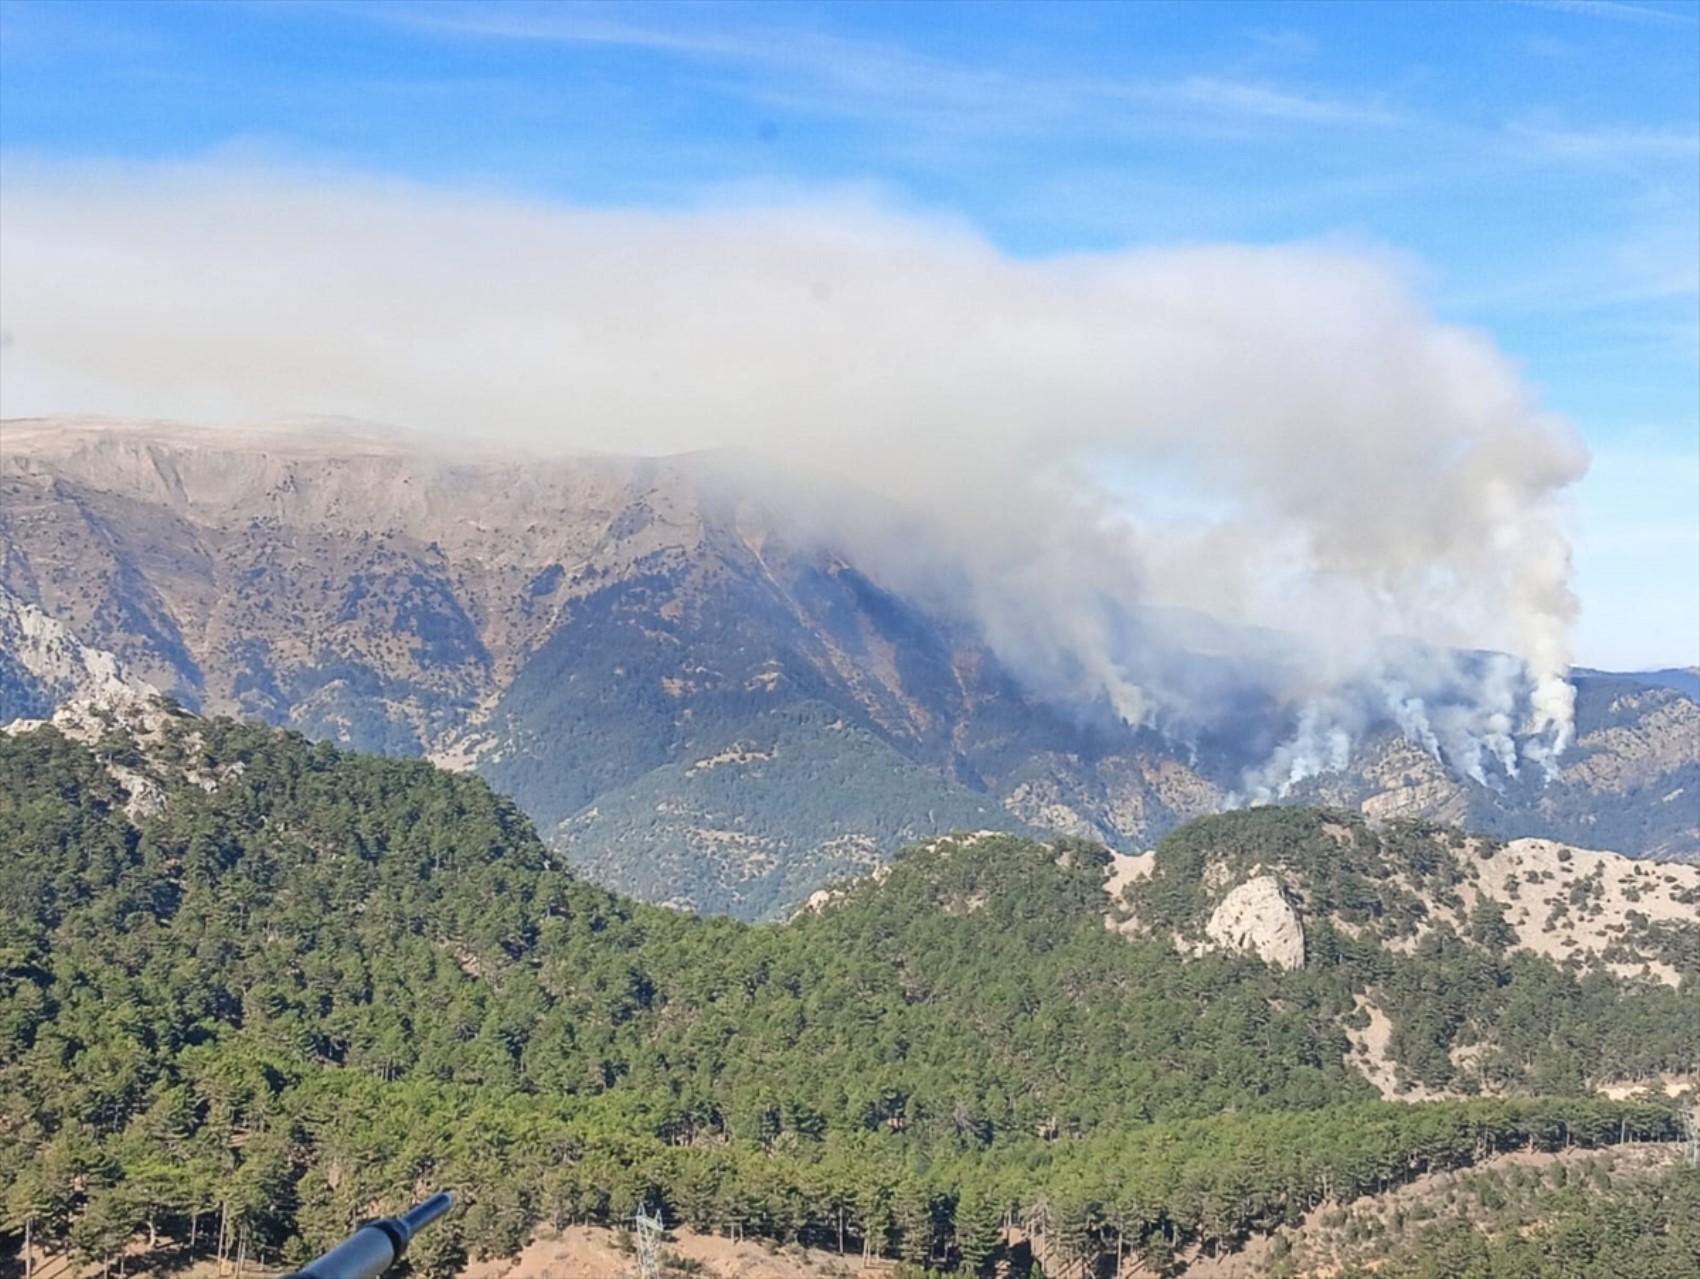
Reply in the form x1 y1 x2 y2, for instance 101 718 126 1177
952 1190 1002 1277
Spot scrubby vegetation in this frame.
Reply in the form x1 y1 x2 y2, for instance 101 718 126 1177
558 699 1028 918
1 716 1694 1278
1324 1155 1700 1279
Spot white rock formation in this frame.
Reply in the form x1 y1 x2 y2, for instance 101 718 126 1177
1 585 155 719
1205 875 1305 969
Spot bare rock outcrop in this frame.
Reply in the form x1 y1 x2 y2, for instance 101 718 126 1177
1 585 156 720
1205 875 1306 969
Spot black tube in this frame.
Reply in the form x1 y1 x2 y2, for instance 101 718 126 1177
281 1193 455 1279
396 1194 454 1244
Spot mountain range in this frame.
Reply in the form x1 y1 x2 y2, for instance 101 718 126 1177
2 416 1696 917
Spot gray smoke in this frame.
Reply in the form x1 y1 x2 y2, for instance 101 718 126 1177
0 163 1589 781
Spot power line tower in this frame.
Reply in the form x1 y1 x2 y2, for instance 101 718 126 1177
634 1208 664 1279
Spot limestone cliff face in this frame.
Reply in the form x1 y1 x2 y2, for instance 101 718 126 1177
1204 875 1306 970
0 584 156 720
0 416 708 721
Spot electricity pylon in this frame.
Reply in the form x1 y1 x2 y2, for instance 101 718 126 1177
634 1208 664 1279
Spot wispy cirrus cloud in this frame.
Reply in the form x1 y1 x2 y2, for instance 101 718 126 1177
1513 0 1699 25
369 4 767 59
348 1 1406 138
1159 76 1402 126
1510 122 1700 161
1243 28 1322 60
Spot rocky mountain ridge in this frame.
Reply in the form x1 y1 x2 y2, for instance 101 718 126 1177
3 416 1696 916
1102 806 1700 1100
1121 820 1700 988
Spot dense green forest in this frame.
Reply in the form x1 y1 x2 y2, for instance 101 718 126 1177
1 711 1694 1278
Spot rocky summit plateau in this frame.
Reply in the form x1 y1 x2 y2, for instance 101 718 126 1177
2 416 1696 917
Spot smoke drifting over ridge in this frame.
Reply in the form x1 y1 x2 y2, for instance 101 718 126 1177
0 165 1588 787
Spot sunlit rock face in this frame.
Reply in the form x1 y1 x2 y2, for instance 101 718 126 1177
0 584 155 721
1205 874 1305 970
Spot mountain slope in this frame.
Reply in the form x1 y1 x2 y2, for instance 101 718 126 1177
0 417 1235 912
2 713 1694 1277
1575 665 1700 701
3 416 1695 917
558 699 1030 918
1294 674 1700 864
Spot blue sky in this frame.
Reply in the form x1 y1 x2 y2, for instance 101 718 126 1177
1 0 1696 669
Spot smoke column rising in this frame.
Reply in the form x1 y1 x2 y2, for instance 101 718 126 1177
0 164 1588 779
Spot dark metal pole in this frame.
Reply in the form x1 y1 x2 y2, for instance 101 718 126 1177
281 1193 454 1279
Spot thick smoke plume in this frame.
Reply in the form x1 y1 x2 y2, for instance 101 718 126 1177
0 164 1588 784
